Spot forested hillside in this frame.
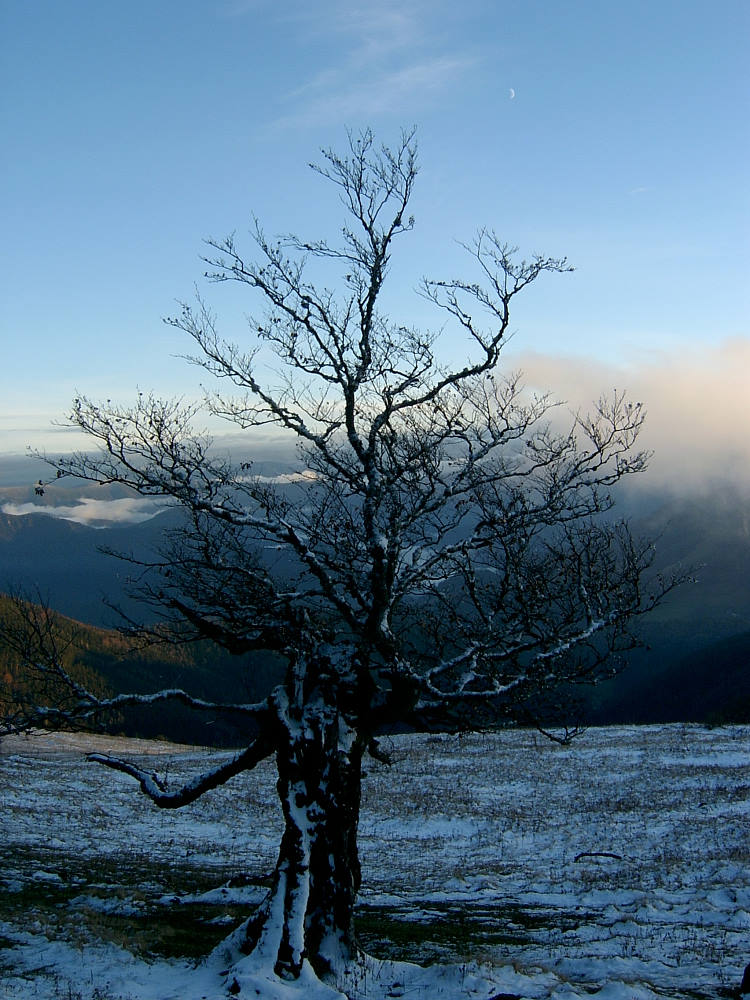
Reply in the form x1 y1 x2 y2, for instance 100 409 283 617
585 487 750 724
0 595 278 746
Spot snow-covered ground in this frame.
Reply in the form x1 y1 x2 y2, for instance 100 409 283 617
1 724 748 999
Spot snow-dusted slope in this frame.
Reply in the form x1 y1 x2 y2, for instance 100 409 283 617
1 724 747 998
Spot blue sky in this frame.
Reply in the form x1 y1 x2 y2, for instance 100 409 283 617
1 0 748 472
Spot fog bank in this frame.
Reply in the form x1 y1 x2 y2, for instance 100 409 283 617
510 337 750 492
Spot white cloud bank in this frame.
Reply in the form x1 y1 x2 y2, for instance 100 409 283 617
2 340 747 526
510 337 750 491
1 497 171 527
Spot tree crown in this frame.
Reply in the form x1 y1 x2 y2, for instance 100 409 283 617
23 129 663 735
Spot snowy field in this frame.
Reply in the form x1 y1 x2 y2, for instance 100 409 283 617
0 724 748 999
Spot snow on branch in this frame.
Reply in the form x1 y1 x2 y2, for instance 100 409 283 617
88 734 275 808
2 686 270 739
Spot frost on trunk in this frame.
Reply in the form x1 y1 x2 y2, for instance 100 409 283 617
237 658 365 980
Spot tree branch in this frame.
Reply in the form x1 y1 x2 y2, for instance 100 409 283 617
89 733 276 808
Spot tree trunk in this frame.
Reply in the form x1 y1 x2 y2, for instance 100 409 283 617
238 681 365 981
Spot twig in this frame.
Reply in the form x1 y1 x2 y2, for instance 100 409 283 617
574 851 623 862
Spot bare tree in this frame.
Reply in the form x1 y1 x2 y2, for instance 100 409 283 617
1 130 672 988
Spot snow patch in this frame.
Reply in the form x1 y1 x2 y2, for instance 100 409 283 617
2 724 748 998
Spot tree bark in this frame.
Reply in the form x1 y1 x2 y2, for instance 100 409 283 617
239 678 365 980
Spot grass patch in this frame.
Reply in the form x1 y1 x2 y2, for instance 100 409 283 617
355 900 591 965
0 844 269 961
3 841 589 969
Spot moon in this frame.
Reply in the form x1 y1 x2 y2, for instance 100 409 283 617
509 88 515 100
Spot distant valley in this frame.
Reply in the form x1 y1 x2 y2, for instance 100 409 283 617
1 468 749 733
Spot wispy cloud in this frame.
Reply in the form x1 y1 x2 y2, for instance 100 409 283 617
263 0 483 128
280 56 476 127
319 4 420 61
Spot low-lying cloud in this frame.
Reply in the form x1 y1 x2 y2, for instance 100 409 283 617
2 340 747 521
2 497 171 527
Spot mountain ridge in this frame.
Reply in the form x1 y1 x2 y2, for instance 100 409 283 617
1 484 748 728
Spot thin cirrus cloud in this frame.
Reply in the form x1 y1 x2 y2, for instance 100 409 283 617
279 56 476 127
260 0 481 127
